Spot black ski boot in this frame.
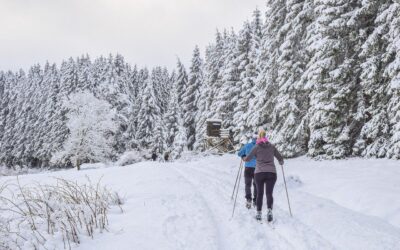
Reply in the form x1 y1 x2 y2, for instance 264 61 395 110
246 199 252 209
255 211 262 221
267 208 273 222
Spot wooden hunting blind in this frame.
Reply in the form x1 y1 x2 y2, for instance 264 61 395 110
206 119 222 137
204 119 234 154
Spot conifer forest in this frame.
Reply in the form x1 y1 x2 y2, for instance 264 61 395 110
1 0 400 168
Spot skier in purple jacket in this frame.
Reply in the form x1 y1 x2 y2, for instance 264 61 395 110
243 130 284 222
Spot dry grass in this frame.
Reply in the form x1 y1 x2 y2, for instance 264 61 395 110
0 176 123 250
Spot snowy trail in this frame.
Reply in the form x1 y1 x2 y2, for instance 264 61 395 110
173 160 335 250
179 156 400 250
170 164 278 250
76 164 223 250
2 154 400 249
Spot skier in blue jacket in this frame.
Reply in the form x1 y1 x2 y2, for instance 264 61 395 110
238 133 258 209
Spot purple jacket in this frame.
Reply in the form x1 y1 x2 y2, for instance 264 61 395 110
244 141 284 174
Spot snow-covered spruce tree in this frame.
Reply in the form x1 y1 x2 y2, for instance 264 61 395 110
233 18 261 141
9 71 27 166
24 64 46 167
135 76 162 149
161 67 173 111
269 0 314 158
152 66 171 115
0 71 15 166
175 59 188 106
353 1 392 157
126 67 150 149
233 9 263 141
7 70 28 166
59 58 78 95
211 29 239 130
163 81 180 152
247 0 287 132
7 65 38 166
51 91 117 170
194 31 224 150
231 22 252 140
250 7 263 52
150 67 172 154
208 30 229 121
0 71 12 163
0 71 5 141
76 54 92 90
34 62 63 166
119 63 139 147
182 46 203 150
0 72 6 163
171 114 188 159
123 64 139 149
303 0 361 159
388 88 400 159
97 54 133 154
90 56 108 93
385 1 400 159
149 68 168 154
127 64 139 99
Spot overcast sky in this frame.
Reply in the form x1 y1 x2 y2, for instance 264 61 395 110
0 0 266 72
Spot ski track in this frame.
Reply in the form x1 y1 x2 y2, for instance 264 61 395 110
170 164 276 250
178 158 400 250
165 170 225 250
138 168 222 250
178 162 332 249
174 161 335 250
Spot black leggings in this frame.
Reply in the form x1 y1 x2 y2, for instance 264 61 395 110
255 172 277 211
244 167 257 202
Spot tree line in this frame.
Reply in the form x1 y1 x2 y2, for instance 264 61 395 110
1 0 399 168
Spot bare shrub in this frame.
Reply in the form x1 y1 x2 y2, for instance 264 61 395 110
0 176 124 250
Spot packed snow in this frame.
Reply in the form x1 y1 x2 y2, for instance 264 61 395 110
1 154 399 249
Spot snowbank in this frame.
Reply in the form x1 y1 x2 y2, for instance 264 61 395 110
115 150 143 166
0 165 50 176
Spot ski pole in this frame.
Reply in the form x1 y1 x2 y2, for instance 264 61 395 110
231 161 244 219
231 160 243 200
280 163 293 217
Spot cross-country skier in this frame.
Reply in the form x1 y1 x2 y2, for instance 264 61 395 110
243 129 284 222
238 133 258 209
164 152 170 162
151 152 157 161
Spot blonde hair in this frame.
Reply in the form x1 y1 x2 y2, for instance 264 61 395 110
258 129 266 139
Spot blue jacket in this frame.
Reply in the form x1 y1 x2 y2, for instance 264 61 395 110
238 139 256 168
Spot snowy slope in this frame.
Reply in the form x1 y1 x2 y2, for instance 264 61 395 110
1 154 400 250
